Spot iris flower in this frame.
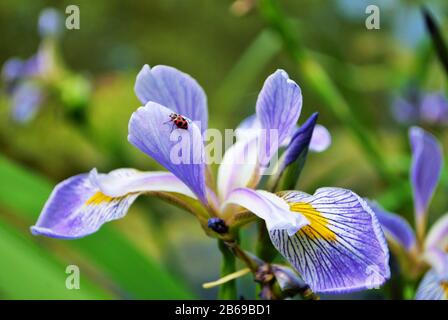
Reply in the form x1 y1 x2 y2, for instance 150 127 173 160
32 65 389 295
370 127 448 300
1 8 62 123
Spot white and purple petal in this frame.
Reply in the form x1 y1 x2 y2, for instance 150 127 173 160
134 65 208 132
367 200 416 251
409 127 443 220
256 69 302 167
270 188 390 294
217 137 259 201
416 249 448 300
128 102 207 204
415 268 448 300
31 168 196 239
309 124 331 153
425 214 448 252
222 188 309 236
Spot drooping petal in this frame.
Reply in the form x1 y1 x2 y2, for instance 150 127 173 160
31 168 197 239
409 127 443 220
128 102 207 204
11 82 43 123
222 188 309 236
269 188 390 294
367 200 416 251
256 69 302 167
416 250 448 300
134 65 208 132
425 214 448 251
309 124 331 153
217 137 259 201
2 58 24 83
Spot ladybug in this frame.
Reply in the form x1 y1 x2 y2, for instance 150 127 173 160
166 113 189 130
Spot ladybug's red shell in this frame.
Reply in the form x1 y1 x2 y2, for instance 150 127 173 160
168 113 189 130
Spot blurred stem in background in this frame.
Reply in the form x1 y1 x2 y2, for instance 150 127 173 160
258 0 400 186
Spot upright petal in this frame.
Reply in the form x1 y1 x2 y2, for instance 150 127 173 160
31 169 197 239
128 102 207 204
270 188 390 293
425 214 448 251
409 127 443 220
217 137 259 201
367 200 416 251
222 188 309 236
134 65 208 132
256 69 302 166
281 113 318 171
309 124 331 153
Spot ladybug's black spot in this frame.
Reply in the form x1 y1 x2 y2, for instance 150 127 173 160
207 217 228 234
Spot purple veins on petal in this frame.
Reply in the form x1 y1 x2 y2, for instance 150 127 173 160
31 168 198 239
134 64 208 133
128 101 207 204
269 188 390 294
256 69 302 167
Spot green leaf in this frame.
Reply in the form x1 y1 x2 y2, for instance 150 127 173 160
0 222 111 299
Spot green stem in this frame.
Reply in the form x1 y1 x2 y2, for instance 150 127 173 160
258 0 399 186
217 240 237 300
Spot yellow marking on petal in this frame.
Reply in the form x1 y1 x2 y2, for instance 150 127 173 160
289 202 337 241
442 281 448 298
86 192 114 205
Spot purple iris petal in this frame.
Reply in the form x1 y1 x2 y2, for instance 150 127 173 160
420 92 448 125
256 69 302 167
391 97 418 124
409 127 443 219
425 214 448 252
1 58 25 82
270 188 390 293
281 112 318 171
38 8 62 37
128 102 207 204
134 65 208 133
11 82 43 123
415 268 448 300
367 200 416 251
309 124 331 152
31 169 197 239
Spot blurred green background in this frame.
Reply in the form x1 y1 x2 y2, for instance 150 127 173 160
0 0 447 299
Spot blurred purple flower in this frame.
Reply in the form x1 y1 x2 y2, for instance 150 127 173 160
38 8 63 38
392 92 448 126
11 82 43 123
369 127 447 300
32 65 389 294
